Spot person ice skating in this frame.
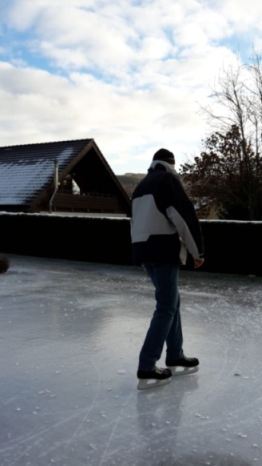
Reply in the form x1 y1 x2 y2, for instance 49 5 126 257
130 148 204 390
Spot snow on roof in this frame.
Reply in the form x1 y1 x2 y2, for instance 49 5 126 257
0 139 92 206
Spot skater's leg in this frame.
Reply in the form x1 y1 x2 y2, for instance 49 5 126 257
164 288 199 375
138 262 180 371
165 291 199 375
165 292 184 360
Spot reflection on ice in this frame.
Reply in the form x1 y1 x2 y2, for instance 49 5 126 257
0 254 262 465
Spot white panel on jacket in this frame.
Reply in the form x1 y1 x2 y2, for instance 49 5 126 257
131 194 176 243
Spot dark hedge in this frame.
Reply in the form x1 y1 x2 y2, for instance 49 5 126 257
0 214 132 265
0 214 261 275
194 220 262 276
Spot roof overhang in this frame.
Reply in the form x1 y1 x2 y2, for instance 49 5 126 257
29 140 130 212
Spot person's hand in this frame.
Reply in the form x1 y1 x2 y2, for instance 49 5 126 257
194 258 205 269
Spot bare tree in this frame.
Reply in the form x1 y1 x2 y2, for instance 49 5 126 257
201 57 256 156
246 51 262 153
182 52 262 220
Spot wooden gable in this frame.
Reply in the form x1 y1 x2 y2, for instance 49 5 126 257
0 139 130 215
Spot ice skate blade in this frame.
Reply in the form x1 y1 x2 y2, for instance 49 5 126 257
170 366 199 377
137 377 171 390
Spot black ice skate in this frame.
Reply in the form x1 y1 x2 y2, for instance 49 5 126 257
165 356 199 376
137 367 172 390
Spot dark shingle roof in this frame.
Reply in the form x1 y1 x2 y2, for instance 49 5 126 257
0 139 92 206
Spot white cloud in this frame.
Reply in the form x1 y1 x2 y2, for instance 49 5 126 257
3 0 233 77
1 0 262 173
219 0 262 32
0 60 209 172
4 0 46 31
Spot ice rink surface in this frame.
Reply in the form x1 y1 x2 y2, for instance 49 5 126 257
0 254 262 466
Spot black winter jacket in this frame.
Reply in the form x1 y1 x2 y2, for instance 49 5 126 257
130 161 204 265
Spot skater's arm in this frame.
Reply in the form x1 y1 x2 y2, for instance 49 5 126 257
163 176 204 259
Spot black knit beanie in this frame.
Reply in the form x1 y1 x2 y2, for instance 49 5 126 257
153 148 175 165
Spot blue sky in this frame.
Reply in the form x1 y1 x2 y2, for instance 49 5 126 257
1 0 262 174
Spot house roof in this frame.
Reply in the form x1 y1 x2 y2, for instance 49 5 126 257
0 139 94 206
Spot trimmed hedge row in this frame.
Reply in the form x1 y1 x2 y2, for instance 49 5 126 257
0 214 132 265
0 213 261 275
191 220 262 276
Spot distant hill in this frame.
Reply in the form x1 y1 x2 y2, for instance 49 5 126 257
117 173 146 197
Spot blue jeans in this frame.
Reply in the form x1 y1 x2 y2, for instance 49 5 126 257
139 263 183 371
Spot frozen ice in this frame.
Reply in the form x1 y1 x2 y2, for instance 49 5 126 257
1 254 262 466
